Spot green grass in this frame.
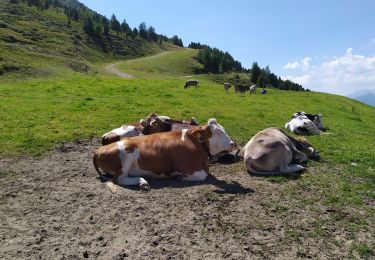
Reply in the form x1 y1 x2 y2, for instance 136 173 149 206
1 74 374 165
116 49 203 78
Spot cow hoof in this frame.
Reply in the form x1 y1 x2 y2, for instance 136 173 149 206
139 183 150 190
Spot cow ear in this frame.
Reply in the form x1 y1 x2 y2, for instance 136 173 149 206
207 118 217 125
148 112 157 118
192 129 206 142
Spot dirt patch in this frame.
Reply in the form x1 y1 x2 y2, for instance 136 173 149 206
105 63 133 78
0 140 373 259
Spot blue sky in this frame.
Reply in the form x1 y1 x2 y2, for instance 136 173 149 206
79 0 375 95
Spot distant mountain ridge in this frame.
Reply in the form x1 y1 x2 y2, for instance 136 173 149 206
348 89 375 107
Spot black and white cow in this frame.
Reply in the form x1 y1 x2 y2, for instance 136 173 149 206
285 112 323 135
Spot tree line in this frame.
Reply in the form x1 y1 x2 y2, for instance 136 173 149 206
189 42 244 73
249 62 307 91
10 0 184 47
189 43 306 91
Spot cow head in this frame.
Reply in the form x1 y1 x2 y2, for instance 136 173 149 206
296 137 320 161
203 118 236 155
313 114 323 130
142 113 172 135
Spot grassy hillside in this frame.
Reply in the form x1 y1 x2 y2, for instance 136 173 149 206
116 49 203 78
0 0 173 78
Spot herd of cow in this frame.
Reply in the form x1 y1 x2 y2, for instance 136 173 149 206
184 80 266 94
93 111 324 190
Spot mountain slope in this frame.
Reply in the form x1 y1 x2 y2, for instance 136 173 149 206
348 89 375 107
0 0 174 77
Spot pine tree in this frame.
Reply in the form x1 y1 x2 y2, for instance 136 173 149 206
110 14 121 35
250 62 261 83
138 22 147 39
147 26 157 41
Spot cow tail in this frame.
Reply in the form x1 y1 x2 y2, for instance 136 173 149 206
93 152 102 177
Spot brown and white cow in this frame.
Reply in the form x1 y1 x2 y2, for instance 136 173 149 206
93 119 236 189
242 127 319 174
184 80 199 89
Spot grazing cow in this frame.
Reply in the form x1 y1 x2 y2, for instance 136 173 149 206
235 84 249 94
224 82 231 92
285 112 323 135
184 80 199 89
93 119 236 189
249 85 257 94
242 127 319 174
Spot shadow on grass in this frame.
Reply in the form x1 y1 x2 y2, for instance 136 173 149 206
247 170 303 182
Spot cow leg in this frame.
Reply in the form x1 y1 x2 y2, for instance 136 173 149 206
279 164 305 174
293 149 308 163
182 170 208 181
116 141 150 190
118 174 149 190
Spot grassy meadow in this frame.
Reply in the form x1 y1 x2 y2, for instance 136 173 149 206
1 45 374 257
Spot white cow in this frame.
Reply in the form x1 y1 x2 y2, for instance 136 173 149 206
249 85 257 94
242 127 319 174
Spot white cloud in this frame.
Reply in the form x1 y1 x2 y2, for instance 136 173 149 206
282 74 310 86
283 57 311 71
283 61 300 69
281 48 375 95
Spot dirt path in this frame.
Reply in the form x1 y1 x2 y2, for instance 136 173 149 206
104 62 133 78
0 140 371 259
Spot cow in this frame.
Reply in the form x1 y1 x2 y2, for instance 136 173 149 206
93 119 236 190
285 112 323 135
101 113 199 145
184 80 199 89
101 113 171 145
235 84 249 94
224 82 231 92
296 112 324 130
249 85 257 94
242 127 319 175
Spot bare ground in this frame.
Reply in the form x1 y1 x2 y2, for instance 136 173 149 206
104 63 133 79
0 139 373 259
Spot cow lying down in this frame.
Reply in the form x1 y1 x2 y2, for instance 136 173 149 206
101 113 198 145
242 127 319 175
285 111 323 135
93 119 235 190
